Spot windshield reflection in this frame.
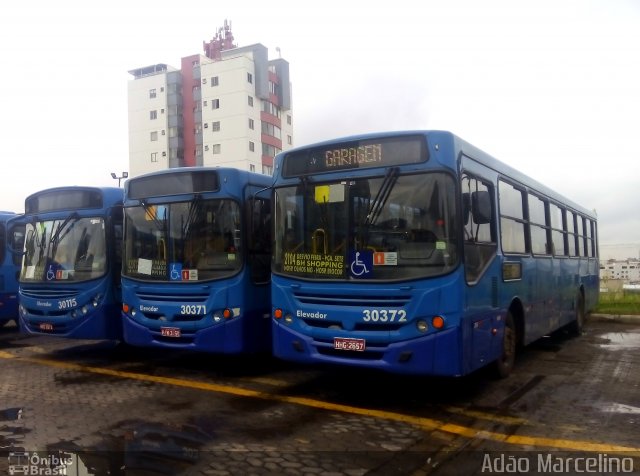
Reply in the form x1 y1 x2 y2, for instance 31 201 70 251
21 216 107 283
273 172 458 280
123 199 242 282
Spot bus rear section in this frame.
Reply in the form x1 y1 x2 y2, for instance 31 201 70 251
120 168 272 354
271 131 598 376
0 212 25 327
18 187 124 340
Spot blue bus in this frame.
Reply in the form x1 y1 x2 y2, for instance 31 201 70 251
271 130 599 376
121 167 272 353
19 186 124 340
0 212 26 327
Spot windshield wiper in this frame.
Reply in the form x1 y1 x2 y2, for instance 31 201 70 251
365 167 399 226
49 212 80 258
50 213 80 245
181 194 202 240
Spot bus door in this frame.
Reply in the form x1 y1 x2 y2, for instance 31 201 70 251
1 216 26 325
246 186 271 284
460 171 503 372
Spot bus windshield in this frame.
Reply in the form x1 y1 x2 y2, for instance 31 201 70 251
273 171 458 280
123 199 242 282
21 216 107 283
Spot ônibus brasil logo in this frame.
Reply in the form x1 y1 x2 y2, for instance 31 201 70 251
7 451 73 475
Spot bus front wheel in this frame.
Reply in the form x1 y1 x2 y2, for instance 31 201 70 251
492 312 516 379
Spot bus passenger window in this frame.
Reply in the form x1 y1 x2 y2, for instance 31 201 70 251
461 174 496 283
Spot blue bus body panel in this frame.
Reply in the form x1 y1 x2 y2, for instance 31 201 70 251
274 320 462 375
0 292 19 324
18 186 123 340
271 271 478 376
270 130 599 376
496 254 599 345
121 167 272 354
19 275 122 340
122 275 271 353
0 213 25 326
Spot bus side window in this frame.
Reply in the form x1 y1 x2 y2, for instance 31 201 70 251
461 174 496 283
10 225 25 267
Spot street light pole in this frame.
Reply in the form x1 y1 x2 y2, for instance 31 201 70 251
110 171 129 187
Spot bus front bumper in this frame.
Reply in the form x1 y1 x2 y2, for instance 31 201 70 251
122 313 269 354
272 323 462 376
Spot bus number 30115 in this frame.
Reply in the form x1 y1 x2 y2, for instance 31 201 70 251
58 298 78 309
362 309 407 322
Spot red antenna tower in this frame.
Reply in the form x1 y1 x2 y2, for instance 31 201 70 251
203 20 237 60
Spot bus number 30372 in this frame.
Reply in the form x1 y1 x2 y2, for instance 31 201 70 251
362 309 407 322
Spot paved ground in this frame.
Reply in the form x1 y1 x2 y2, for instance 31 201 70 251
0 315 638 475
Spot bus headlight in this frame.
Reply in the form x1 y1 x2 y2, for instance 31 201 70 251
273 308 293 325
416 320 428 333
213 308 234 322
81 306 89 315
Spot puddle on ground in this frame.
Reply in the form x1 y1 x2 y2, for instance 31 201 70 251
0 407 23 421
597 403 640 414
42 419 215 475
0 407 28 460
595 330 640 350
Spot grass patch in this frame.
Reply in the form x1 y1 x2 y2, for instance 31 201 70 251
595 290 640 315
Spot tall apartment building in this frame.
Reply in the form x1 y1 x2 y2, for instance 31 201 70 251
127 22 293 178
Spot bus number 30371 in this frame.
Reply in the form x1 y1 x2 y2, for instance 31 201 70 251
362 309 407 322
181 305 207 315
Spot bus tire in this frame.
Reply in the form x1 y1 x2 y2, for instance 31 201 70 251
492 312 516 379
568 291 585 336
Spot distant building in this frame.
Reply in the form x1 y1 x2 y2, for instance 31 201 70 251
127 21 293 177
600 259 640 284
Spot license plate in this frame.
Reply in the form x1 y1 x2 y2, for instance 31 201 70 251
160 327 181 338
39 322 54 331
333 337 366 352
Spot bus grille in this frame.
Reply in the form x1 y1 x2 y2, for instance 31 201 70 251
21 288 79 299
293 291 410 307
134 291 210 303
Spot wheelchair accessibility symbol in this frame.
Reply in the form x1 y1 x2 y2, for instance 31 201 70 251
170 263 182 281
349 250 373 278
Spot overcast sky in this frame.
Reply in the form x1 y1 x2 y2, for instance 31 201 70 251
1 0 638 259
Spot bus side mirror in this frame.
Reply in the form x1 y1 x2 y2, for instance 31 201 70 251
471 191 492 224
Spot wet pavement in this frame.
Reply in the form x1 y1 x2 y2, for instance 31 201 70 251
0 316 639 475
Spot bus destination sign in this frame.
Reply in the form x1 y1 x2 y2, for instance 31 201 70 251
282 135 428 177
128 171 220 200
